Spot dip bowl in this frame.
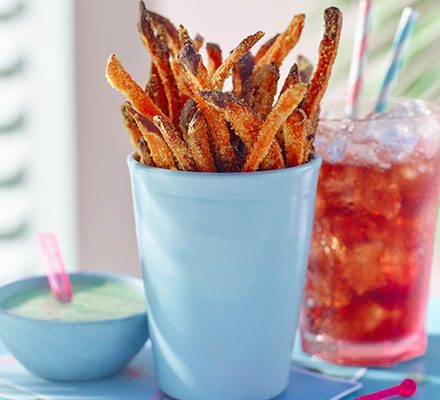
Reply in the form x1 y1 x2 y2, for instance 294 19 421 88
0 272 149 381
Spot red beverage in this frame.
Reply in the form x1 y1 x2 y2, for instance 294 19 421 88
301 100 440 366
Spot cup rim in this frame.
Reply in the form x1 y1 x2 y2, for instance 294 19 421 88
319 97 440 123
0 272 147 326
128 152 322 176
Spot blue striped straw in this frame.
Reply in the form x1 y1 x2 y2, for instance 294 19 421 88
374 7 419 113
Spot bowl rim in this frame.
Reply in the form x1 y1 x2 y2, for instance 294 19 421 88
0 272 147 325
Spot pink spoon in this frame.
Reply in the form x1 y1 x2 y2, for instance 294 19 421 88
354 379 417 400
37 233 72 303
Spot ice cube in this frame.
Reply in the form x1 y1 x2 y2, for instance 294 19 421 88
342 242 388 296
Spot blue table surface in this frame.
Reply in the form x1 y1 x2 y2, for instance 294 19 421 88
0 298 439 399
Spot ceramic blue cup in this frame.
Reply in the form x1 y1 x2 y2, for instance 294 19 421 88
128 154 322 400
0 272 149 381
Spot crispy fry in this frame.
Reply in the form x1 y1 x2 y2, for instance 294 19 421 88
302 7 342 151
206 43 223 77
153 115 197 171
179 34 238 171
199 91 284 170
137 136 155 166
242 83 307 172
256 14 305 67
232 52 255 98
211 31 265 90
254 34 279 64
180 99 198 131
194 34 204 51
147 9 180 57
179 27 212 89
138 3 181 126
106 54 164 119
121 102 143 149
145 64 169 114
283 109 309 167
247 63 280 119
280 64 300 95
170 58 192 100
127 104 176 169
186 111 217 172
297 55 313 83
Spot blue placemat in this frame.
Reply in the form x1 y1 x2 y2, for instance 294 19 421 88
0 341 362 399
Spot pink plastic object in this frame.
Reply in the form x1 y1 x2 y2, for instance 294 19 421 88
37 233 72 303
355 379 417 399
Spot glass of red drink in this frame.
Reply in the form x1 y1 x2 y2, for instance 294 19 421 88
301 99 440 366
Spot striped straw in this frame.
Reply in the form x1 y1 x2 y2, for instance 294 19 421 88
374 7 419 113
346 0 372 118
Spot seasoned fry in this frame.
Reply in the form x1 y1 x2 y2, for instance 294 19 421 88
297 55 313 83
127 105 176 169
199 91 284 170
194 34 204 51
232 52 255 98
186 111 217 172
147 9 180 56
179 32 238 171
145 64 169 114
153 115 197 171
283 109 309 167
302 7 342 121
212 31 265 90
280 64 300 95
242 83 307 172
256 14 305 67
179 27 212 89
247 63 280 119
138 3 181 125
206 43 223 77
138 136 155 166
302 7 342 150
254 34 279 64
106 54 164 119
121 102 143 149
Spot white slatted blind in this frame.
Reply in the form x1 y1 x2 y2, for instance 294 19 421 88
0 0 76 283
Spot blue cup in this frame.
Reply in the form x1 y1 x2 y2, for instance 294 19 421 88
128 154 322 400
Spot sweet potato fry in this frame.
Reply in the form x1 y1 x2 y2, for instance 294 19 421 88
242 83 307 172
280 64 300 95
121 102 143 149
302 7 342 147
127 105 176 169
153 115 197 171
137 136 155 166
186 111 217 172
206 43 223 77
232 52 255 98
106 54 164 120
283 109 309 167
179 33 238 171
145 64 169 114
138 3 181 125
212 31 265 90
254 34 279 64
199 91 284 170
247 63 280 119
256 14 305 68
194 34 204 51
297 55 313 83
147 9 180 57
178 27 212 89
